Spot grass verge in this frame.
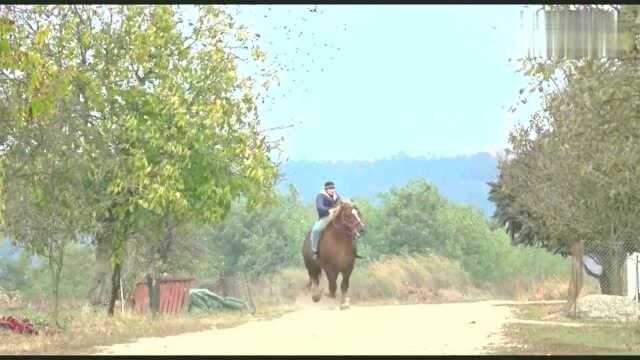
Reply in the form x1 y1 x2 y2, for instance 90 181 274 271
0 306 292 355
492 302 640 355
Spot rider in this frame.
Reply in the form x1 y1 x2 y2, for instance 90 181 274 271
310 181 340 261
310 181 362 260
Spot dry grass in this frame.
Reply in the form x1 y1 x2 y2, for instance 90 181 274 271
349 254 485 304
247 254 489 306
249 268 310 308
246 254 598 308
2 253 589 354
0 305 290 355
494 302 640 355
502 273 600 302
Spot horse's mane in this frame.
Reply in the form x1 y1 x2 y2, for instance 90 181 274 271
327 199 360 238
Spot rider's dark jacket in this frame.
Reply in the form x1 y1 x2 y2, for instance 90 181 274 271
316 191 340 219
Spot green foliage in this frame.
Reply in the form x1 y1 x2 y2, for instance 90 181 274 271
370 179 448 255
203 185 315 278
0 5 573 305
501 32 640 253
349 178 566 286
1 244 92 302
0 5 281 312
492 6 640 294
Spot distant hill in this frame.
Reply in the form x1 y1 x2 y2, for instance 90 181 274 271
276 152 498 217
1 152 499 261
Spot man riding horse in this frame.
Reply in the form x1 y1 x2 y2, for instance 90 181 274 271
310 181 362 260
303 184 365 308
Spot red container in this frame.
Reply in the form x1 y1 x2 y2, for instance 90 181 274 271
130 278 195 314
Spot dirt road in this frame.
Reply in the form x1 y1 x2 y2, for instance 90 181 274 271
96 299 519 355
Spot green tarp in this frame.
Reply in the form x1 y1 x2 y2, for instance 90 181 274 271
187 288 249 313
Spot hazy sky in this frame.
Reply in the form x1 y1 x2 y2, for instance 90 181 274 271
184 5 541 162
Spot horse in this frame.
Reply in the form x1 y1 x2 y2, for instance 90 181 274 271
301 199 366 310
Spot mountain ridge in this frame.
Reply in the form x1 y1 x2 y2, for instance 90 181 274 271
276 151 498 216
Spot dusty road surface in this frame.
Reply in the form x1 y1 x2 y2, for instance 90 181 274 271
96 300 516 355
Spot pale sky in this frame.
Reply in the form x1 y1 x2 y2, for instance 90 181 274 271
183 5 542 162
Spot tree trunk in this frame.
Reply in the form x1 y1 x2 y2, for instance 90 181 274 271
88 226 112 305
146 273 160 316
53 263 62 325
107 262 121 316
107 205 132 317
48 238 65 325
567 240 584 317
158 212 176 267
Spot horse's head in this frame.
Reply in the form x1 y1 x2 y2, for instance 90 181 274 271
332 199 366 239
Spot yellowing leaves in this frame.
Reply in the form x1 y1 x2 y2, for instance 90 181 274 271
1 5 280 275
235 27 249 42
34 26 50 46
251 47 265 61
0 38 9 55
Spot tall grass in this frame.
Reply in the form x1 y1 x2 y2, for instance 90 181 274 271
243 248 584 307
244 254 488 307
0 249 591 355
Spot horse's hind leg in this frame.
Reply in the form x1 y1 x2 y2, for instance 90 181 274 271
306 265 322 302
311 274 322 302
340 268 353 310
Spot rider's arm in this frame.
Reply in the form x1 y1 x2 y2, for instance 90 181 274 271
316 193 330 216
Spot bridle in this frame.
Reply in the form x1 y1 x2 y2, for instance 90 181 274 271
333 202 365 240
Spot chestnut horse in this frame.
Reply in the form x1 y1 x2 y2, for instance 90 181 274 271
301 199 366 309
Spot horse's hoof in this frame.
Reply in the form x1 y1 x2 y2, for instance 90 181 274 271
340 297 350 310
312 294 321 302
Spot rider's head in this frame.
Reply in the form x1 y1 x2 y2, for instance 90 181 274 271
324 181 336 197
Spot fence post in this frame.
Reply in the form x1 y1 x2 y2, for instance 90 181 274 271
615 240 625 295
242 273 257 314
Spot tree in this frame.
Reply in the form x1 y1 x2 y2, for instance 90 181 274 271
373 179 447 255
488 173 557 254
2 152 92 322
0 10 97 317
497 7 640 293
0 5 280 315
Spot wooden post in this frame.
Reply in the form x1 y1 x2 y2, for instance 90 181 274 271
567 240 585 318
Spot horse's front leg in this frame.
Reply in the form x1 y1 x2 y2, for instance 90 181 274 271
326 270 338 299
311 275 321 302
340 269 353 310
